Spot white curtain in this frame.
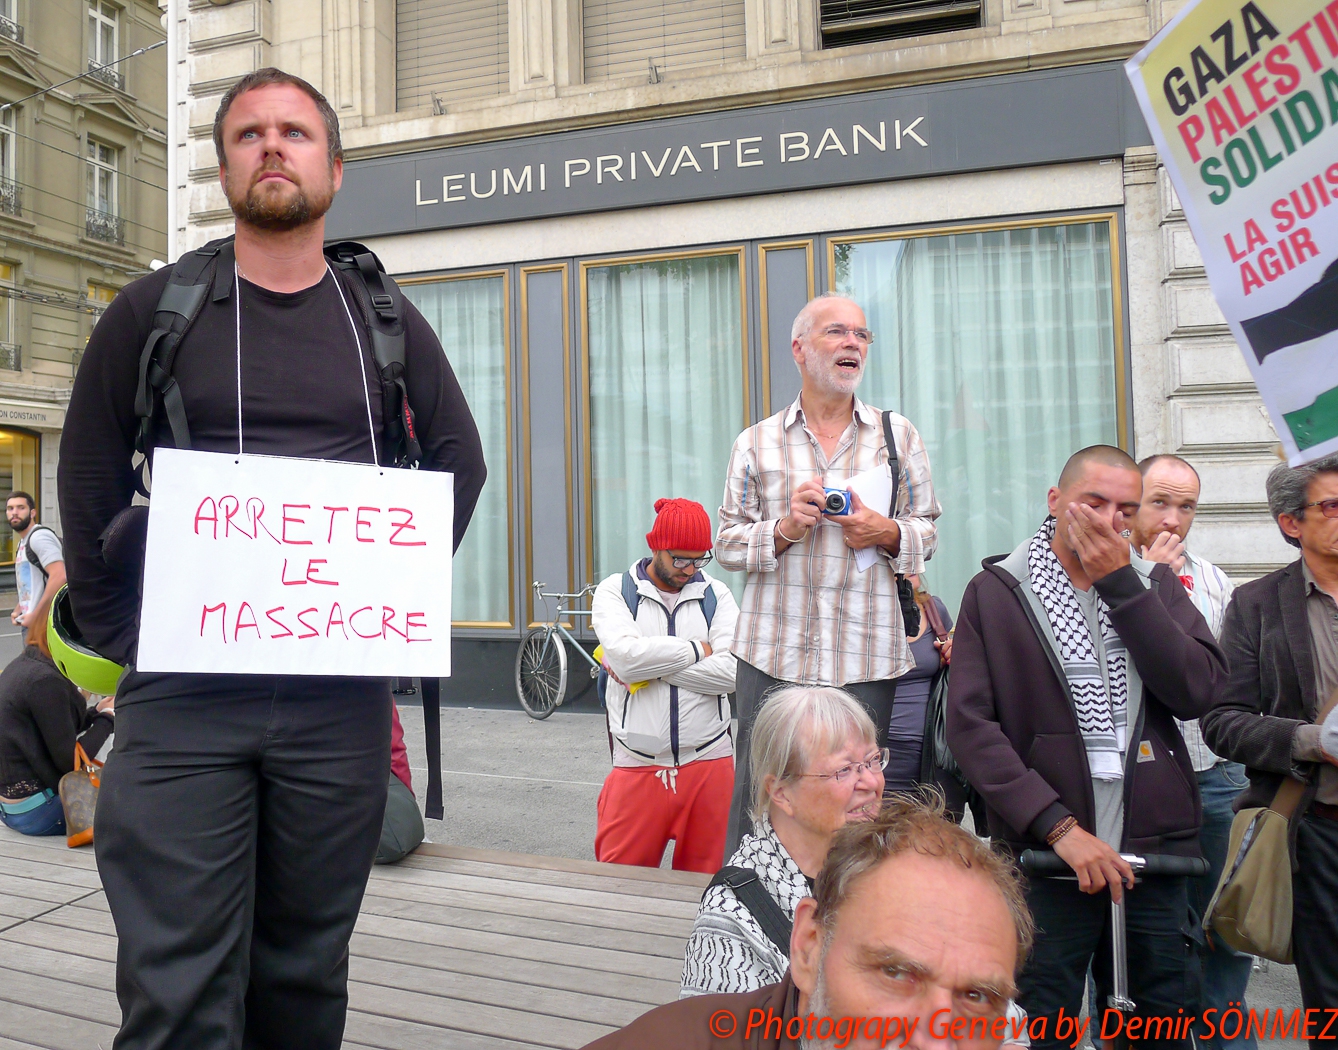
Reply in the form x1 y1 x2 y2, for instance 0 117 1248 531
838 222 1118 616
402 276 511 623
587 255 745 595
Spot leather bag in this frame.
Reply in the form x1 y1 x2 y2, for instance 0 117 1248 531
1204 688 1338 963
58 743 103 849
918 595 965 786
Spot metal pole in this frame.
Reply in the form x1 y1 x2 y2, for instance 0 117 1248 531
165 0 179 261
1107 895 1136 1013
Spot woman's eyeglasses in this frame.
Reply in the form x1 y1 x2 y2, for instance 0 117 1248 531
793 749 889 784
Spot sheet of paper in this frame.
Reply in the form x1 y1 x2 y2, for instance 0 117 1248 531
138 448 453 677
841 466 893 573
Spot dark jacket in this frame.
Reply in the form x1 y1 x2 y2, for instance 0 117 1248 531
1201 559 1323 814
947 548 1225 857
582 973 799 1049
0 647 113 795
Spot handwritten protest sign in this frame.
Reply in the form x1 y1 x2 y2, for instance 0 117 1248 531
1126 0 1338 463
137 448 453 677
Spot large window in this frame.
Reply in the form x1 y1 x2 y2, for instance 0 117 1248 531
583 250 746 588
402 274 513 625
583 0 746 82
396 0 509 111
833 218 1121 614
0 429 39 565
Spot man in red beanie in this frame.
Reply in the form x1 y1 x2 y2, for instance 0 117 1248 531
590 497 740 872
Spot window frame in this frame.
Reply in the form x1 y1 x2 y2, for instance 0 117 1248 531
86 137 118 216
757 239 816 418
0 426 41 568
398 268 516 629
822 211 1129 449
88 1 118 67
577 244 750 586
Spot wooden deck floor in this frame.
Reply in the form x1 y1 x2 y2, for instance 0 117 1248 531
0 825 708 1049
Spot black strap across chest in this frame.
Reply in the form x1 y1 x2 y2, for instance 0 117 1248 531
707 865 793 957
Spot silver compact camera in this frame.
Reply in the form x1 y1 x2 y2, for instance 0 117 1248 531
822 488 853 516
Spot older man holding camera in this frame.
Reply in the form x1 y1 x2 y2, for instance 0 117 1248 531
716 293 939 854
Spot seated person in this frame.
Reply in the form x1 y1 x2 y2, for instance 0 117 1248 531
680 685 884 997
0 594 114 836
376 702 425 864
583 795 1034 1050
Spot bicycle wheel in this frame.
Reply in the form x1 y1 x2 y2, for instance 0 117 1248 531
516 627 566 719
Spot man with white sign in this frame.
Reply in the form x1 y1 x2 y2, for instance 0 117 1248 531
56 68 485 1050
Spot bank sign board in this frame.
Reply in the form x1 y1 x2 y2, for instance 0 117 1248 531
327 62 1152 240
1127 0 1338 464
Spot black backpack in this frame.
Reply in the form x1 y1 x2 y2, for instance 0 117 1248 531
127 235 444 819
22 523 60 587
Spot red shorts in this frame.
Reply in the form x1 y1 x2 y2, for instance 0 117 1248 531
595 755 734 874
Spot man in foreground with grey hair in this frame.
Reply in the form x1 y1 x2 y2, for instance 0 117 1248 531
716 294 940 855
1204 454 1338 1039
581 795 1032 1050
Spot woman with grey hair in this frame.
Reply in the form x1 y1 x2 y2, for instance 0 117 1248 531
680 685 884 997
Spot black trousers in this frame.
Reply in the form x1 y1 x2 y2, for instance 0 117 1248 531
1294 811 1338 1048
95 673 392 1050
1018 873 1197 1050
724 659 898 857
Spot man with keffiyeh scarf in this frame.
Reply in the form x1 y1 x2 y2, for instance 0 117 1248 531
946 445 1226 1050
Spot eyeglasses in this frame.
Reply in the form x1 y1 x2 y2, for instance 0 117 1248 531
670 554 713 569
1302 499 1338 518
820 324 875 345
794 749 889 784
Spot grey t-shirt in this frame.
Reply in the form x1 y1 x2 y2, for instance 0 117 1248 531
1072 584 1140 849
15 526 63 616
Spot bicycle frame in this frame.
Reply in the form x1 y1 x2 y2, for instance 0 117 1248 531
531 581 599 670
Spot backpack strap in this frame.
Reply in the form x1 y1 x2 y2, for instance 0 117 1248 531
324 241 422 468
134 238 231 491
621 570 640 617
707 866 793 957
24 524 56 575
700 583 717 628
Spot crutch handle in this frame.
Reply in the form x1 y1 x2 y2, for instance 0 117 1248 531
1018 849 1070 874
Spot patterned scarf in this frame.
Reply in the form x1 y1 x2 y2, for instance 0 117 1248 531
1027 517 1129 781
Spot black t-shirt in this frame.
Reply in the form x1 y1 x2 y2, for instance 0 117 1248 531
58 260 487 665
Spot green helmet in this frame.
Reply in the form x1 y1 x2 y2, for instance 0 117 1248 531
47 586 124 695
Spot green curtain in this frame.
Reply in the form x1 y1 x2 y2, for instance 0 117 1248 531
837 222 1118 616
587 255 745 595
402 276 511 623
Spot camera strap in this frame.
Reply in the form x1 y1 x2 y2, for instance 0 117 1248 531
880 411 900 518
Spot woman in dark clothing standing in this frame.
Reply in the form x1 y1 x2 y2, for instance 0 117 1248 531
0 594 113 836
883 574 952 792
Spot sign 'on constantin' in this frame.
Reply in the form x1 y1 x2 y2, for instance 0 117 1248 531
137 448 453 677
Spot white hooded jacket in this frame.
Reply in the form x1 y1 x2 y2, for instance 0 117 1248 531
591 559 739 767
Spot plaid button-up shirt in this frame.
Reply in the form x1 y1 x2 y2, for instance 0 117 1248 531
716 395 940 686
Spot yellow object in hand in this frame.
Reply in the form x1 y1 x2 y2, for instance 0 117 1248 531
592 646 649 694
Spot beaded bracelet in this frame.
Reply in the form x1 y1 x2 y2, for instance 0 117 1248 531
1046 815 1078 846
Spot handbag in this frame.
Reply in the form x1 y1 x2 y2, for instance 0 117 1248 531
918 596 965 786
1204 688 1338 963
58 743 103 849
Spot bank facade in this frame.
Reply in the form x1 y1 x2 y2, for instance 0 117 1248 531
172 0 1290 697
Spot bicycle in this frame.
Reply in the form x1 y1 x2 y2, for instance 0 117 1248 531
515 581 601 720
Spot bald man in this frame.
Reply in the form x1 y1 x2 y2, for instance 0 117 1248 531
948 444 1225 1049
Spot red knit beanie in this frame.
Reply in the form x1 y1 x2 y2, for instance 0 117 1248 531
646 498 713 552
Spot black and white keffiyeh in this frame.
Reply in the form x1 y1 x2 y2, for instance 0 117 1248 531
1028 518 1129 781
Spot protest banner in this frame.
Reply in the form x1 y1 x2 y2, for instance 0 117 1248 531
1126 0 1338 463
137 448 453 677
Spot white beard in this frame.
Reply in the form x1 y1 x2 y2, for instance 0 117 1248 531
799 345 864 397
801 962 837 1050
